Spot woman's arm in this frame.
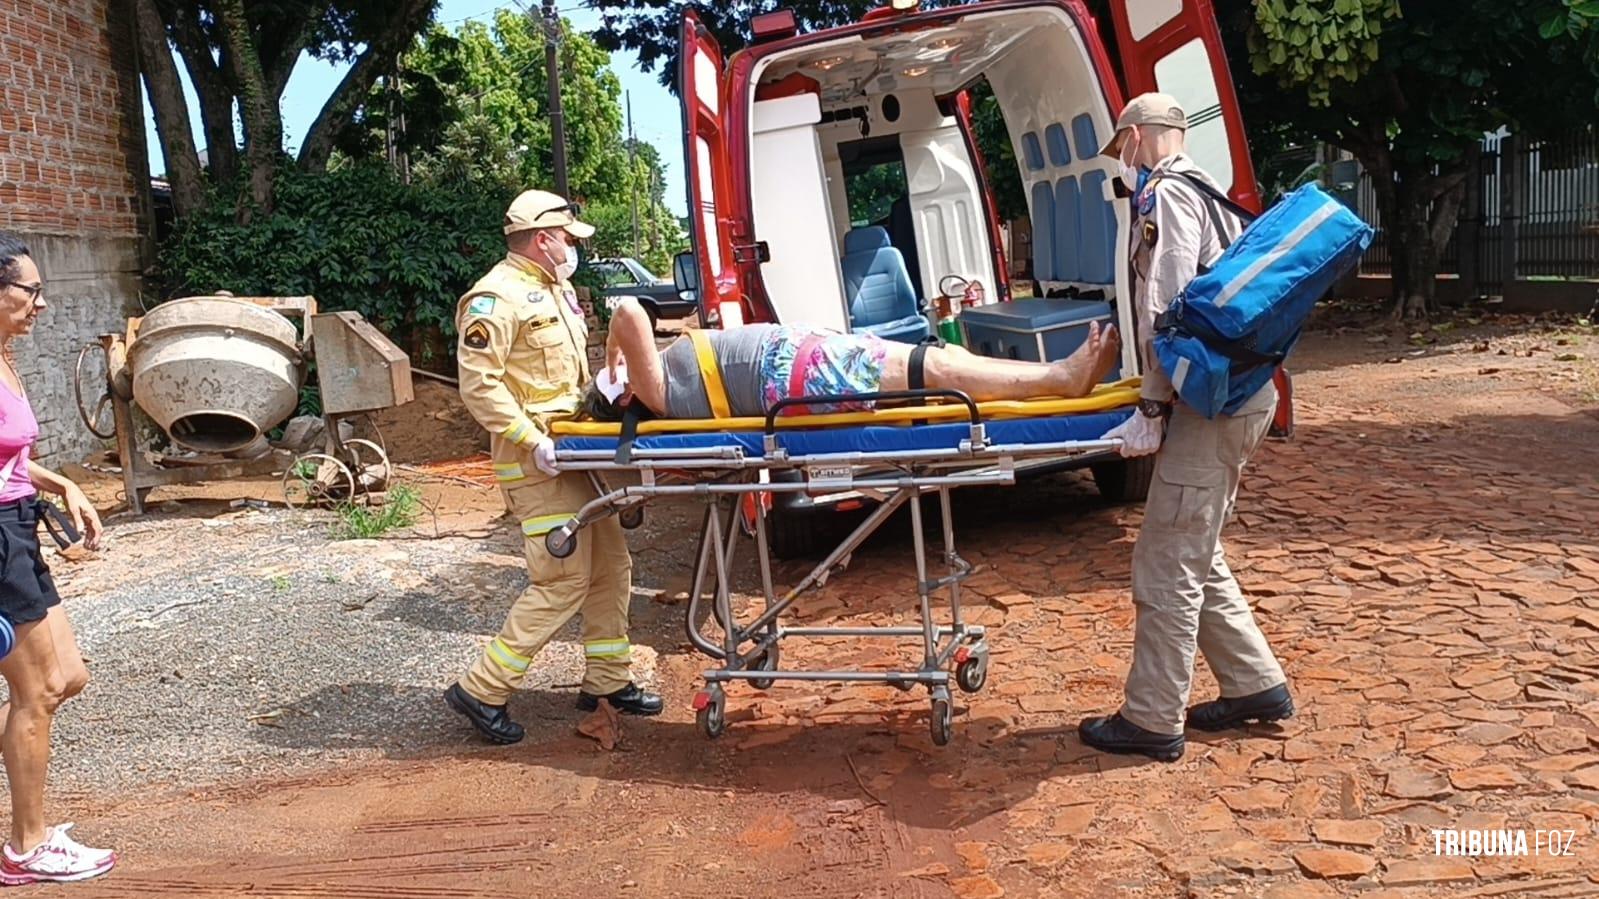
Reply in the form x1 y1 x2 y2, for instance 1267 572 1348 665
26 460 102 550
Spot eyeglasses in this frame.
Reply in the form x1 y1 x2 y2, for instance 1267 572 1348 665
1 281 42 303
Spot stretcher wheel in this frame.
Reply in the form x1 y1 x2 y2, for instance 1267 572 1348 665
929 690 953 746
956 654 989 694
619 506 644 530
697 686 727 739
545 528 577 559
750 643 780 691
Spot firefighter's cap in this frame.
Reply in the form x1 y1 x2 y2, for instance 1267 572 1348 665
1099 93 1188 158
503 189 596 238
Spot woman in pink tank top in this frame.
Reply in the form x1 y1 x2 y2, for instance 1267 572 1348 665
0 234 116 884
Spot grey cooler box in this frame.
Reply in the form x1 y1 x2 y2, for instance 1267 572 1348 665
961 298 1121 380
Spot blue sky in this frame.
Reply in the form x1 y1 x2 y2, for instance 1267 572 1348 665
139 0 687 215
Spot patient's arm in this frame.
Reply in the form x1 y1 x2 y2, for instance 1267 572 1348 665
605 298 669 415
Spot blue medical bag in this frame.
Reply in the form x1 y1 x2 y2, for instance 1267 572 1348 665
1154 181 1373 418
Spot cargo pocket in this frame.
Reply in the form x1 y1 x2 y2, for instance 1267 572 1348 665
1150 463 1226 533
524 322 577 393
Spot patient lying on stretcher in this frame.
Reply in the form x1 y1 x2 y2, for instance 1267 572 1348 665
587 297 1121 420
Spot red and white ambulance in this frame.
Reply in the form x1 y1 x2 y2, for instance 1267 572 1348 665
672 0 1267 554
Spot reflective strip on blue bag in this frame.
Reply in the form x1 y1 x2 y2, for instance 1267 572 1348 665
1213 199 1343 307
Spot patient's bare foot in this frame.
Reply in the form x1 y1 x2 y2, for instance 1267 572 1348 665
1050 322 1122 397
1087 322 1121 385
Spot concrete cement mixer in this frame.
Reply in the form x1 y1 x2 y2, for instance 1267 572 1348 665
74 295 413 514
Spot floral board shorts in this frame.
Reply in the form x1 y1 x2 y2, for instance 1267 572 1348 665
758 327 889 414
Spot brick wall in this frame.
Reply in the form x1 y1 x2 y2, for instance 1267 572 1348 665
0 0 150 467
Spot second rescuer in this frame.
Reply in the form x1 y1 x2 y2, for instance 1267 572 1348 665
444 189 662 744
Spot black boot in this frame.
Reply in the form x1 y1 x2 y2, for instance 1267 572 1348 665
1078 712 1185 762
444 684 525 745
577 683 664 717
1187 683 1295 732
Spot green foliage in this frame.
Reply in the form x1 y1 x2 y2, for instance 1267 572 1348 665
1245 0 1397 106
845 162 906 227
332 483 423 540
156 164 508 362
970 81 1027 223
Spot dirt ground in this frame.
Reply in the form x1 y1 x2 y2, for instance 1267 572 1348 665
26 302 1599 898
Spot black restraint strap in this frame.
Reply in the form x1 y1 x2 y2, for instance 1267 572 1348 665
908 342 932 390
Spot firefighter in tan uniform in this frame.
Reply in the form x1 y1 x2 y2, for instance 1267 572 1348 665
1077 95 1293 762
443 189 662 745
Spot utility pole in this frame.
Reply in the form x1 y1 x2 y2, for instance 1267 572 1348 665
541 0 568 197
649 165 660 254
627 91 640 258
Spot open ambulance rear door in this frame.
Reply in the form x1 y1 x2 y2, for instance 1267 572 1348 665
680 10 752 328
1106 0 1261 212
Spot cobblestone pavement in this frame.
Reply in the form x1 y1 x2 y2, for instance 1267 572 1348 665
38 317 1599 898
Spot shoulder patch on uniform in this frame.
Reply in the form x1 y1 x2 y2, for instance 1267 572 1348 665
462 320 491 350
1137 184 1158 216
467 295 496 316
1142 220 1159 247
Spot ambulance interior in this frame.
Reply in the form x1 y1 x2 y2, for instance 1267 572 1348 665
745 5 1135 369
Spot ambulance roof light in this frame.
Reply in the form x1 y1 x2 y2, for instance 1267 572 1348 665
751 9 799 43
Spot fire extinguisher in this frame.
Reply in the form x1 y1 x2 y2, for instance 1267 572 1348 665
961 280 986 310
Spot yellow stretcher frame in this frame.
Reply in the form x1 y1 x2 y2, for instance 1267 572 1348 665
551 378 1141 437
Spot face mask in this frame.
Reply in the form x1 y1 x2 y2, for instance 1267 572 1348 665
1119 132 1145 192
555 243 579 281
543 236 579 281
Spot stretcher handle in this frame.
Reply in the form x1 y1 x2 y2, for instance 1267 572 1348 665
763 389 980 434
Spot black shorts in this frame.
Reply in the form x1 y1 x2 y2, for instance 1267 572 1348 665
0 498 61 626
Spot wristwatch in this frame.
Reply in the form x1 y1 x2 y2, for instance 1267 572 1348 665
1137 399 1173 420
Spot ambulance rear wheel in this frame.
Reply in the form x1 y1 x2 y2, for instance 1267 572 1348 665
1092 456 1156 504
767 507 823 560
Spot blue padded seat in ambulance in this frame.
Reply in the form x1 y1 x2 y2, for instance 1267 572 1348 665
840 226 932 344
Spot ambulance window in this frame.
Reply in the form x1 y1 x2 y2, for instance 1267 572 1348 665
847 160 907 228
694 137 722 277
1128 0 1183 42
1152 39 1233 191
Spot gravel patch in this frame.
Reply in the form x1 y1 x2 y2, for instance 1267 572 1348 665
29 508 660 798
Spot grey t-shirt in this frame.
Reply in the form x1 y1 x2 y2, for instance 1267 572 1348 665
662 324 778 418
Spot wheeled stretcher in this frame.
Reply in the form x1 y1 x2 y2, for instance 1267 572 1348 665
547 381 1139 745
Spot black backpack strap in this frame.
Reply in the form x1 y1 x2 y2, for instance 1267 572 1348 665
1155 171 1257 254
1156 308 1287 369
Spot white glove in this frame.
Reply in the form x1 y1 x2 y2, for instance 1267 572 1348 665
532 435 560 476
1103 410 1164 458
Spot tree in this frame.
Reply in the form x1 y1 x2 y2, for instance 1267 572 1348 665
339 10 686 268
1217 0 1599 319
136 0 443 221
594 1 889 90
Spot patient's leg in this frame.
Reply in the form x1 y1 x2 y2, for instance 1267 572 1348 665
607 299 668 415
880 323 1120 401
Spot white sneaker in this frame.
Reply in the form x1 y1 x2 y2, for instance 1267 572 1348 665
48 824 115 868
0 824 116 885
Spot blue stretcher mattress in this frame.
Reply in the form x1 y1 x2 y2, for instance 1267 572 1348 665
555 409 1132 458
